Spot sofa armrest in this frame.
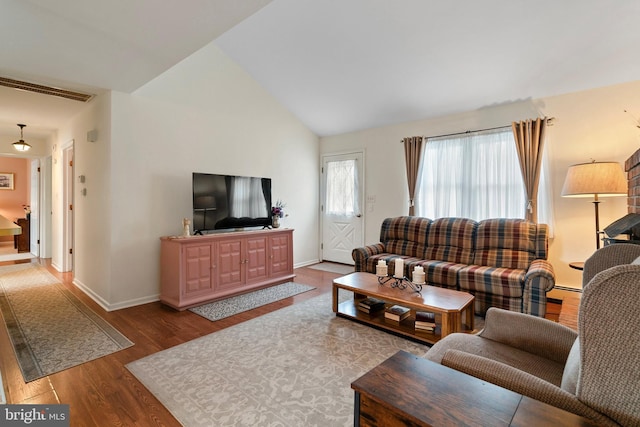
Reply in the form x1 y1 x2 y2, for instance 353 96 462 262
352 243 385 272
525 259 555 292
522 259 555 316
440 350 615 426
479 307 577 364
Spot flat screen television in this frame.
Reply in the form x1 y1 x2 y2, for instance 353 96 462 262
192 173 272 233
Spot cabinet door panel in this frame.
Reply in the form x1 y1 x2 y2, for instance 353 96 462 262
246 236 268 284
217 239 244 289
270 234 292 276
184 244 213 294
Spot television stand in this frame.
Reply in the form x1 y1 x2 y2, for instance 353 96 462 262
160 228 294 310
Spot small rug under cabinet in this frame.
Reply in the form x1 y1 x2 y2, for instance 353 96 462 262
188 281 315 321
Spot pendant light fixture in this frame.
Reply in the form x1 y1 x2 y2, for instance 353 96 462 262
12 124 31 152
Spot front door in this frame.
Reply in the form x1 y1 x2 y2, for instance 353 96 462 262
321 152 364 264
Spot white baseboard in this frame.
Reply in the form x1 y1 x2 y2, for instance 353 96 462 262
72 278 160 312
553 285 583 293
0 253 34 262
294 259 320 269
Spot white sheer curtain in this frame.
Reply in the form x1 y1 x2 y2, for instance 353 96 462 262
229 177 267 217
326 159 359 215
415 128 553 229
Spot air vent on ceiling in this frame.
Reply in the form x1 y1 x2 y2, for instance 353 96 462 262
0 76 93 102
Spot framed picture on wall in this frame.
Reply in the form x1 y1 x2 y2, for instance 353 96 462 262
0 173 14 190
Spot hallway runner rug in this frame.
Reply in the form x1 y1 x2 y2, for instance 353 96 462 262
189 282 315 321
0 263 133 382
128 293 428 427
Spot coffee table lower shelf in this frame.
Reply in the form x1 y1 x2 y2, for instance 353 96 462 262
336 299 443 345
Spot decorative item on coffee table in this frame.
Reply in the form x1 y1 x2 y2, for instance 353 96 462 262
375 258 425 294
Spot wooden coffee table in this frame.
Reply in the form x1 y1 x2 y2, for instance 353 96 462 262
332 272 475 345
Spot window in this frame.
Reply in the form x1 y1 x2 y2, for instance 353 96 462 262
325 159 359 216
415 128 553 229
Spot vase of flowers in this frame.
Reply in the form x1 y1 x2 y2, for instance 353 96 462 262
271 200 286 228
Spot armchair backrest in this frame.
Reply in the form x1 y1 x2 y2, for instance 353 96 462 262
582 243 640 286
379 216 431 258
424 217 477 264
473 219 546 269
578 264 640 426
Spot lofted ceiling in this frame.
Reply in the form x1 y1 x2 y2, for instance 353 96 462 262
1 0 640 140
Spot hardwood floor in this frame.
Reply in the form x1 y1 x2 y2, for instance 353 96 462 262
0 259 579 426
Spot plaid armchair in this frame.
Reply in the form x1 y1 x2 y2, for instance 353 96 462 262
352 216 554 316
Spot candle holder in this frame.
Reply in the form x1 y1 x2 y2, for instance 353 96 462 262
377 273 423 294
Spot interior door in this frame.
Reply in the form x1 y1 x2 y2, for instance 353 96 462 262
62 142 74 271
29 159 39 255
321 152 364 264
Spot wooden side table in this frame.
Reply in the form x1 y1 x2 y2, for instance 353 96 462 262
351 350 598 426
569 262 584 271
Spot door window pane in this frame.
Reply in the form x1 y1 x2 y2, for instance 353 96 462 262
326 160 358 215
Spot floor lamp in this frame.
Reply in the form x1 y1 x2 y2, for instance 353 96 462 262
561 161 627 249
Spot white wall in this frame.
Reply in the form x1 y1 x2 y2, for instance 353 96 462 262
53 93 112 302
66 42 319 309
321 81 640 289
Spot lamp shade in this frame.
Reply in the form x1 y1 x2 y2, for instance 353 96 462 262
561 162 627 198
12 140 31 152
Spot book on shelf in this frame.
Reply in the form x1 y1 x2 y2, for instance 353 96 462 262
384 305 410 322
415 324 436 332
357 297 386 314
416 311 436 322
415 311 437 329
415 325 439 335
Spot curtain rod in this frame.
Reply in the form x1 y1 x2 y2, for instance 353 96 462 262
399 117 555 142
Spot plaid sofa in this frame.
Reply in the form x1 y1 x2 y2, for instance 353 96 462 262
352 216 555 317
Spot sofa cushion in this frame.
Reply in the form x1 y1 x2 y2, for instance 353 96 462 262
458 265 525 296
425 217 477 264
410 260 467 290
381 216 431 258
474 219 537 269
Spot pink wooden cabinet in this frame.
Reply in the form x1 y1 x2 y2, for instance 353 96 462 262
160 228 294 310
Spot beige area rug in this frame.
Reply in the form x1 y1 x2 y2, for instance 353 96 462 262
189 282 315 322
127 293 429 427
307 262 355 275
0 263 133 382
